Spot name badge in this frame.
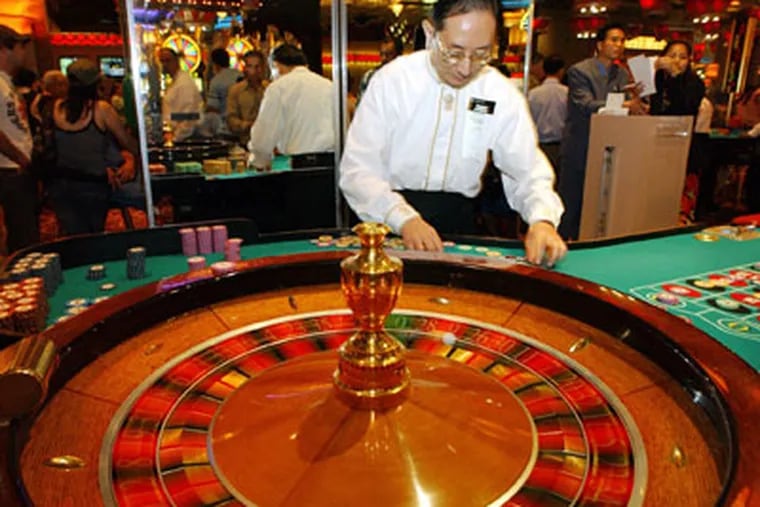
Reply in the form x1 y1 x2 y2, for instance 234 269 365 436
468 98 496 115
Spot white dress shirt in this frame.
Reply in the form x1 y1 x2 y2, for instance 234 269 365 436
528 76 568 144
248 66 335 167
0 71 32 169
340 51 563 234
162 70 203 142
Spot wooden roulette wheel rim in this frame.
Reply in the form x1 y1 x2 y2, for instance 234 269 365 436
0 250 757 506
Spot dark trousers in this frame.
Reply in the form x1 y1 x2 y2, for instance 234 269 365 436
539 141 561 181
48 179 111 236
0 169 39 254
400 190 477 235
557 164 584 240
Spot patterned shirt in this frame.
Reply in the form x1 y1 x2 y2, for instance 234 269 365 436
0 70 32 169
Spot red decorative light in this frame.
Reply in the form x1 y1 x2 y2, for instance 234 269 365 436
50 32 124 47
710 0 727 11
532 17 550 32
653 23 670 40
685 0 709 15
692 42 705 61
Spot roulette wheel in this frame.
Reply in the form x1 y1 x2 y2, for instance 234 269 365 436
0 225 757 506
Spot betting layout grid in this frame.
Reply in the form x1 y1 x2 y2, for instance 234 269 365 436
629 261 760 338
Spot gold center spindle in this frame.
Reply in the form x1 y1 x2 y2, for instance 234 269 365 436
333 223 410 410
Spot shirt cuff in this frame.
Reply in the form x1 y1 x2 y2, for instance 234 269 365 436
384 202 420 235
525 205 562 229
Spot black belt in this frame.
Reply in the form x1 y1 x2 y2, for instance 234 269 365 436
540 141 561 146
399 190 477 235
291 152 334 169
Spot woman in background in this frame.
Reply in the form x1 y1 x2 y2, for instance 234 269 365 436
651 40 704 117
48 58 137 235
651 40 706 223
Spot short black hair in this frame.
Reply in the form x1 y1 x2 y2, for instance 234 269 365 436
543 54 564 75
661 39 692 57
382 36 403 57
272 44 308 67
13 67 37 88
211 47 230 68
595 23 625 43
243 49 266 63
159 48 179 61
431 0 500 31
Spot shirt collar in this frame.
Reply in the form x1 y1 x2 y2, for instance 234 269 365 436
543 76 561 84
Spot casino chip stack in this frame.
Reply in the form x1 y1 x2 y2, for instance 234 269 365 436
0 278 49 334
187 256 206 272
10 251 63 296
87 264 106 281
224 237 243 262
126 247 146 280
212 225 228 253
180 227 198 256
196 226 213 255
210 261 236 276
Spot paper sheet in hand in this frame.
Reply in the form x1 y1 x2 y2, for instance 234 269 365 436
627 55 657 97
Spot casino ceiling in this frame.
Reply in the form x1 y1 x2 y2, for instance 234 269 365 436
21 0 748 37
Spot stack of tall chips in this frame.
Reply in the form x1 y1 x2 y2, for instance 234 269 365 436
126 247 146 279
224 238 243 262
196 226 213 255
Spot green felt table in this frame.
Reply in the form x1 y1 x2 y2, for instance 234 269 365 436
45 228 759 371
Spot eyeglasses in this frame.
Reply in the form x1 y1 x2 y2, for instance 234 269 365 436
434 33 492 68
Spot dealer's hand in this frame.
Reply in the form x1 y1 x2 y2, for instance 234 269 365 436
524 221 567 267
401 216 443 252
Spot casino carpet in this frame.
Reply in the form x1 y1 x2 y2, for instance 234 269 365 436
38 205 148 244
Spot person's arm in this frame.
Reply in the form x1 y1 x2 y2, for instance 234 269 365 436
99 101 138 156
668 73 705 117
492 88 566 265
339 73 419 235
247 84 281 169
0 130 30 171
30 94 42 123
567 65 606 117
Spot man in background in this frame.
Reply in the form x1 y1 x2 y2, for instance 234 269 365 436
227 50 267 146
158 48 203 142
528 54 567 177
204 47 241 137
558 23 646 240
0 25 38 252
528 51 545 90
248 44 334 169
357 36 403 102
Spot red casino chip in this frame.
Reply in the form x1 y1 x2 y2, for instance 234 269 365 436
662 283 701 298
730 292 760 309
